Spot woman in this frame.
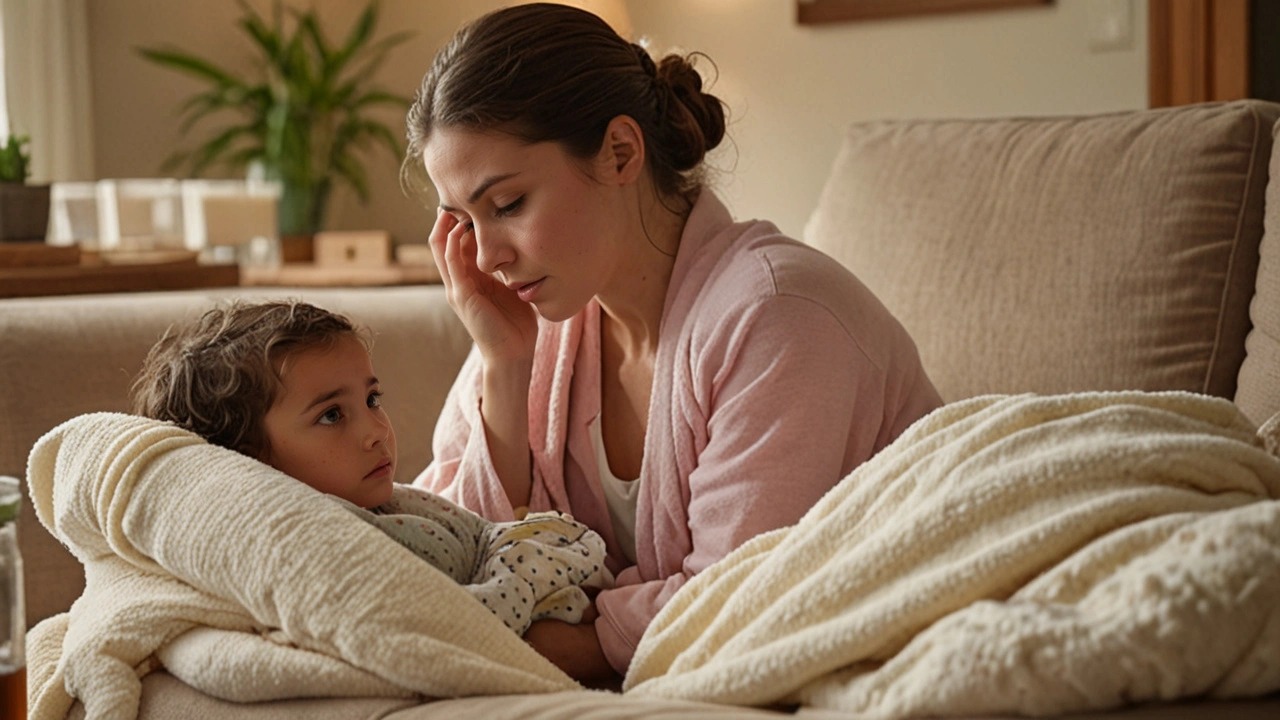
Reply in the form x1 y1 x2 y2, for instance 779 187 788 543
406 3 942 683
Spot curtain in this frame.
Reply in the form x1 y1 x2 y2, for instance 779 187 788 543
1 0 94 182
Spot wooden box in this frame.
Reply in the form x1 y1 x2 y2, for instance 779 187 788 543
314 230 390 268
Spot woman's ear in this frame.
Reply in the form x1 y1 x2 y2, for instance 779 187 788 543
595 115 645 186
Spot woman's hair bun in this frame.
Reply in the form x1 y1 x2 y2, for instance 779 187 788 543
653 53 727 172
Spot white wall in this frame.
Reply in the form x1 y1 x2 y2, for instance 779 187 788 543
629 0 1149 236
88 0 1148 244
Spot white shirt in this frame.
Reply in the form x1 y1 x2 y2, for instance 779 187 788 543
588 413 640 565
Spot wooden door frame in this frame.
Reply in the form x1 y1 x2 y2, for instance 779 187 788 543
1149 0 1250 107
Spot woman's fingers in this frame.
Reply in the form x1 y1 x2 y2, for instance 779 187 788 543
456 220 480 270
429 209 535 361
428 209 456 295
433 209 481 312
442 217 474 303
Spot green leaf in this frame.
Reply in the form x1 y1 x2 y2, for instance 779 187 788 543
330 79 360 109
0 134 31 182
335 117 402 159
366 122 403 158
281 23 312 92
138 48 242 88
238 15 281 64
300 12 332 66
189 123 257 176
340 3 378 63
263 99 291 165
177 93 229 135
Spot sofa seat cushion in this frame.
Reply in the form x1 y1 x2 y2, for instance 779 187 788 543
805 100 1280 403
65 673 419 720
88 674 1280 720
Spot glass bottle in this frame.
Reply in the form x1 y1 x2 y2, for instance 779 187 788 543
0 476 24 720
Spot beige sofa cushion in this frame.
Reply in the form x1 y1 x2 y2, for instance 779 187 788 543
805 100 1280 404
0 285 471 627
1236 120 1280 425
66 673 419 720
71 674 1280 720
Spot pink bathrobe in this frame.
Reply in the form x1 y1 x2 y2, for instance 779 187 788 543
414 191 942 673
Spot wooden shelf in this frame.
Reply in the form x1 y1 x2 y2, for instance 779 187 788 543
0 259 239 298
0 245 440 297
0 243 81 268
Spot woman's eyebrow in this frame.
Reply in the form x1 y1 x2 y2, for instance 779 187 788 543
439 172 520 212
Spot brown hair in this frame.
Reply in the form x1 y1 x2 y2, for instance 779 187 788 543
402 2 727 208
130 300 367 459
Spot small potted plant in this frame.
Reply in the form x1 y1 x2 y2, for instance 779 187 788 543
0 135 51 243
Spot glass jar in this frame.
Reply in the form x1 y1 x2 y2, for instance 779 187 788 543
0 476 24 719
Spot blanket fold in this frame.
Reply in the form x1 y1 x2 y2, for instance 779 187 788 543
625 392 1280 719
27 413 575 720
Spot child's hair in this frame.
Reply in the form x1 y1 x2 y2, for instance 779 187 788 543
131 300 368 459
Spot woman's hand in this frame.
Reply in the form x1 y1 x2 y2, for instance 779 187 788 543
430 209 538 364
431 209 535 508
524 604 621 689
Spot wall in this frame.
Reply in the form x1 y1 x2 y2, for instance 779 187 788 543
630 0 1149 236
87 0 1147 244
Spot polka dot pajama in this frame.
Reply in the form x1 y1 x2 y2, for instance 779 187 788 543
336 485 611 635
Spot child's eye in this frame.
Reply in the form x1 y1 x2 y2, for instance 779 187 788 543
367 391 383 409
495 196 524 218
318 407 342 425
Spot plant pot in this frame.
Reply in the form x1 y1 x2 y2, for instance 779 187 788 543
0 182 51 242
280 233 315 263
278 180 331 237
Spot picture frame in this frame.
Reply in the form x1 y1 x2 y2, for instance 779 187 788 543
796 0 1053 25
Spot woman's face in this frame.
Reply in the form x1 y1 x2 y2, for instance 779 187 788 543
422 127 622 322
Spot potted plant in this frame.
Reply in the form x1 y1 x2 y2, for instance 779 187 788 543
139 0 412 246
0 135 51 243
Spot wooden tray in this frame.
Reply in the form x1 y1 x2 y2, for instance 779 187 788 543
0 261 239 298
0 243 81 268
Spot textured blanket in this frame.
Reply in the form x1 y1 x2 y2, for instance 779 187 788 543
625 392 1280 718
26 413 576 720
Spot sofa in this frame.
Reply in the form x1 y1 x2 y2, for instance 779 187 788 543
6 99 1280 718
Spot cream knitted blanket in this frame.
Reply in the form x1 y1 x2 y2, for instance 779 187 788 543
26 413 576 720
625 392 1280 718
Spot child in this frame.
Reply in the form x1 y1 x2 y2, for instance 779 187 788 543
130 299 610 635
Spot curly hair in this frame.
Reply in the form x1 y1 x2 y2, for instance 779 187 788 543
130 300 369 459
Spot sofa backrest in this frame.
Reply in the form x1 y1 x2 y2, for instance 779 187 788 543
1 285 472 627
1236 126 1280 426
805 100 1280 415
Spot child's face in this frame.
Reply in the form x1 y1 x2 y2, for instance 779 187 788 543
260 335 397 508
